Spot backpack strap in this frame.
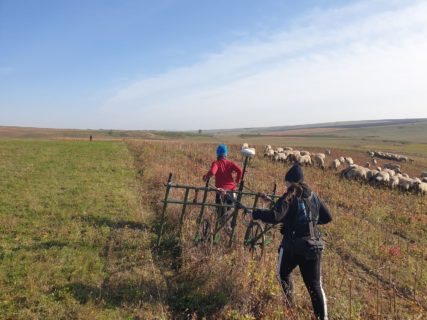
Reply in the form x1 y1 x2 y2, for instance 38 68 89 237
303 193 318 240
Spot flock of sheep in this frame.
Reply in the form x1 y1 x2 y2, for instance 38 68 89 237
368 150 413 163
241 144 427 196
263 145 329 169
340 163 427 196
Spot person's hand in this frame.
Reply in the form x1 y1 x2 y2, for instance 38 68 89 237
202 175 208 182
258 192 268 200
244 208 253 220
217 188 226 196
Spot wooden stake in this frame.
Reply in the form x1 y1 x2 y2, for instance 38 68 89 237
157 173 173 247
349 277 352 320
376 278 380 320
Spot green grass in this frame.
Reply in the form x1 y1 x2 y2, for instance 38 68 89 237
1 136 426 319
0 140 166 319
319 121 427 143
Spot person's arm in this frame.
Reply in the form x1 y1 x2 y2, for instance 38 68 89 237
317 199 332 225
252 196 289 224
203 161 218 181
232 162 243 184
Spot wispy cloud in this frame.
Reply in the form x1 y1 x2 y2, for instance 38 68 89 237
101 0 427 130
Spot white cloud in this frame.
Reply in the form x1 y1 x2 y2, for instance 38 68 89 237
100 0 427 130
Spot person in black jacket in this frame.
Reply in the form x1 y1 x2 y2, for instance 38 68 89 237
248 164 332 320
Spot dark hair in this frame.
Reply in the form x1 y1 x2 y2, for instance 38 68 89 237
284 182 306 204
217 155 226 160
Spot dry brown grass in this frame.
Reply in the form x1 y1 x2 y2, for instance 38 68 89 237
128 140 426 319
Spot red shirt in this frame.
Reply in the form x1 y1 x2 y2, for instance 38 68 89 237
204 159 243 190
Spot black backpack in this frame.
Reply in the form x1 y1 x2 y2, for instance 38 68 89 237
291 193 324 259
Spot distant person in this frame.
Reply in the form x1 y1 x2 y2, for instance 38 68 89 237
203 144 243 221
248 164 332 320
89 135 93 141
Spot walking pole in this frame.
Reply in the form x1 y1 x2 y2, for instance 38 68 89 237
228 148 256 247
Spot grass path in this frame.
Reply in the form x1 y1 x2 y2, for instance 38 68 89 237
0 140 166 319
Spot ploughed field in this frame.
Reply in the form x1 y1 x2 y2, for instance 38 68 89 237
0 139 425 319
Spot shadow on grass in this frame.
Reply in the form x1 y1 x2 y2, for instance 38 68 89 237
155 233 230 318
166 271 230 319
10 240 69 253
51 275 164 308
76 214 149 231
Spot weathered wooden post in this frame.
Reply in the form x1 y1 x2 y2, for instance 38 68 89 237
252 193 260 210
178 187 191 236
194 178 211 241
157 173 172 247
270 182 277 209
349 277 352 320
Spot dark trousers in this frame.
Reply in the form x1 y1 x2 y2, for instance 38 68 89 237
277 246 328 320
215 192 235 219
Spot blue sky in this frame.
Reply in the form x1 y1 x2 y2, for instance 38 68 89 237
1 0 426 130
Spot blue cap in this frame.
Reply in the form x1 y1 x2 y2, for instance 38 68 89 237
216 144 228 156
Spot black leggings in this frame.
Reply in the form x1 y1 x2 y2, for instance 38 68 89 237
215 192 235 218
277 246 328 320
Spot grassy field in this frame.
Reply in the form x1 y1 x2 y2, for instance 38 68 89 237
0 136 426 319
0 141 166 319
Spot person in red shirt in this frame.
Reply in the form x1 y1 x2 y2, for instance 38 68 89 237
203 144 243 220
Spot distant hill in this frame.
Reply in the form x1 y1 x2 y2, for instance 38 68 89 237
203 118 427 135
1 118 426 143
0 126 212 140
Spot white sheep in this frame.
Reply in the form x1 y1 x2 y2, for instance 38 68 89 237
296 154 312 166
373 171 390 186
313 154 325 169
366 169 379 180
415 182 427 196
287 151 301 163
339 156 345 164
331 159 341 170
383 168 396 177
389 175 399 189
274 152 287 162
300 150 310 156
398 176 416 192
341 165 368 181
264 148 275 158
242 143 249 149
384 163 401 173
345 157 354 165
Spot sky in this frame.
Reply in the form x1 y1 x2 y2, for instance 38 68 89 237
1 0 426 130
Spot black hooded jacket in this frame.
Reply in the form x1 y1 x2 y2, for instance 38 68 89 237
252 183 332 240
